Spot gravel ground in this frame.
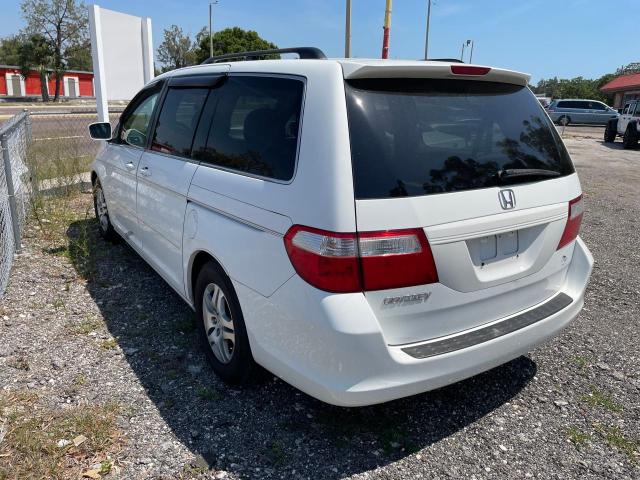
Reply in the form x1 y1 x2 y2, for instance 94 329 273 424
0 130 639 479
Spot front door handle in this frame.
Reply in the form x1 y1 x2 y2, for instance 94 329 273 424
125 161 135 169
139 166 151 177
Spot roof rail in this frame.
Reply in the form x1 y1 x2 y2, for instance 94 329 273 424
426 58 465 63
201 47 327 64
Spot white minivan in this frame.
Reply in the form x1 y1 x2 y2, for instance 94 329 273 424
89 48 593 406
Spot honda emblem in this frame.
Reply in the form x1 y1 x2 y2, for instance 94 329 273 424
499 189 516 210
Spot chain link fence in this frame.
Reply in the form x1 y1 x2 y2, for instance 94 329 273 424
0 111 32 296
28 109 122 192
0 107 123 296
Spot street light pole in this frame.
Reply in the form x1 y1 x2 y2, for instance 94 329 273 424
381 0 392 59
469 40 475 63
209 1 219 59
424 0 432 60
345 0 351 58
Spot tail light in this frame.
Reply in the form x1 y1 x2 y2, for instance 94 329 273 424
557 195 584 250
284 226 439 293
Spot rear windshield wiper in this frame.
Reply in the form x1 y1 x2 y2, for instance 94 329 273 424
496 168 561 185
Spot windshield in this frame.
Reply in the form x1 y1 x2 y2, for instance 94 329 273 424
345 78 575 199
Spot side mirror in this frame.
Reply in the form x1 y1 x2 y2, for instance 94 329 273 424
123 129 147 148
88 122 112 140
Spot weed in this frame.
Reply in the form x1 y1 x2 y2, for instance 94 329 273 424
173 316 196 333
52 297 65 310
581 387 623 413
74 373 87 386
196 387 222 402
101 338 118 350
573 356 589 369
0 392 122 479
567 426 589 447
69 315 102 335
595 424 639 462
263 440 287 466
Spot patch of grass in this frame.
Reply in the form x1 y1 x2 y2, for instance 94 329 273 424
379 426 418 455
52 297 65 310
573 355 589 369
567 426 590 447
69 315 102 335
7 356 29 372
263 440 287 467
172 316 196 334
74 374 87 387
196 387 222 402
581 387 623 413
0 392 122 479
595 424 639 462
100 338 118 350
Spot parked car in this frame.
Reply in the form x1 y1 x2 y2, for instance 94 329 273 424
604 99 640 149
547 99 618 125
88 49 593 406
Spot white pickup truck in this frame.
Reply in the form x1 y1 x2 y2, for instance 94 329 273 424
604 100 640 148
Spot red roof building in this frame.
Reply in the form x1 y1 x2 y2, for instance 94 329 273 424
0 65 94 99
600 73 640 108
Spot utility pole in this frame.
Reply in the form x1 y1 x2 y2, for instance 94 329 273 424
381 0 392 59
209 1 219 58
469 40 475 63
424 0 432 60
345 0 351 58
460 42 465 61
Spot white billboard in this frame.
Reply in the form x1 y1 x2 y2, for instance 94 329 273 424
89 5 154 121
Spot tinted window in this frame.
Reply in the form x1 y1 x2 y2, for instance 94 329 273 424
195 76 304 181
151 88 209 158
118 85 162 148
591 102 607 111
557 101 571 108
346 79 575 200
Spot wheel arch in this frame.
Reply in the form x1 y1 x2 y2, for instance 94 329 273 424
187 249 232 305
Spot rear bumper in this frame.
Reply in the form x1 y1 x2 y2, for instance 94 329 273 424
238 237 593 407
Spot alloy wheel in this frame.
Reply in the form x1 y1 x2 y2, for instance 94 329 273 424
95 186 109 232
202 283 236 364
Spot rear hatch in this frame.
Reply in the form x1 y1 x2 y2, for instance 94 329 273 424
344 67 582 346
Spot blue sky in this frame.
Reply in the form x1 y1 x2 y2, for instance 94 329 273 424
0 0 637 83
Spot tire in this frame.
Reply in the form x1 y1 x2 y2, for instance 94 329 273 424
557 115 571 126
623 125 638 150
93 179 119 242
604 122 616 143
195 261 257 384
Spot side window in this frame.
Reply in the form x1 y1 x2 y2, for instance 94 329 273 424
119 86 162 148
633 103 640 117
592 102 607 111
151 88 209 158
623 104 631 115
198 76 304 181
557 101 568 108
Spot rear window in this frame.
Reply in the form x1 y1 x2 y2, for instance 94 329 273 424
345 79 574 199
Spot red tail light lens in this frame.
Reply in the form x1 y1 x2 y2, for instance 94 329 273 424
557 195 584 250
284 226 439 293
450 65 491 76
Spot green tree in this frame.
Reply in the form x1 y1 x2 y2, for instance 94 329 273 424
194 27 277 63
0 36 23 65
157 25 196 72
21 0 89 101
19 34 55 101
